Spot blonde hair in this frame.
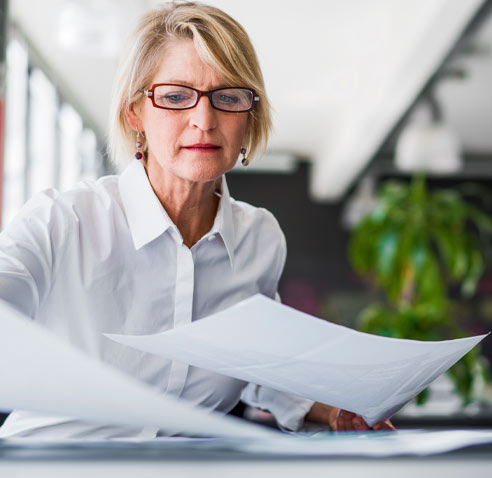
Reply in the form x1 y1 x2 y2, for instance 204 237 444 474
108 1 271 169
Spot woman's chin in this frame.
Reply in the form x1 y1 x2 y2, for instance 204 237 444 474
149 155 234 184
176 166 229 184
178 160 235 183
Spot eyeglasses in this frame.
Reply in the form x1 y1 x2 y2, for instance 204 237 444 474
143 84 259 113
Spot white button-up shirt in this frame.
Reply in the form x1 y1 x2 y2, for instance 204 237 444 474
0 160 313 438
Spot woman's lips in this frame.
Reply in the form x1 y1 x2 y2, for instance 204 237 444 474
183 143 221 152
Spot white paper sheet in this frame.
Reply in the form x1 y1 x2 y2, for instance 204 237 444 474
240 429 492 456
106 294 489 426
2 430 492 457
0 300 275 439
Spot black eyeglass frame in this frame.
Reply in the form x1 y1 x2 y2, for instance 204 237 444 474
143 83 260 113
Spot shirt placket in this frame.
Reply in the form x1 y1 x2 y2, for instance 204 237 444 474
165 232 195 397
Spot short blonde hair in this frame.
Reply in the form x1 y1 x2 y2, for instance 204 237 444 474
108 1 271 169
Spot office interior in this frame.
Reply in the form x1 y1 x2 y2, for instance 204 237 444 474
1 0 492 475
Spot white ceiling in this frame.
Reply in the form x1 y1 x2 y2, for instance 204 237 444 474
9 0 492 200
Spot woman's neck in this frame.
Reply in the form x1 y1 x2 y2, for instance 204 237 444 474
144 160 221 248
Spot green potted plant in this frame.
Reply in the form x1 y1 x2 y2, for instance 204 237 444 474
349 174 491 404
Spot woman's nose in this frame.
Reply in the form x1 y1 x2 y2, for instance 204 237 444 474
189 96 217 131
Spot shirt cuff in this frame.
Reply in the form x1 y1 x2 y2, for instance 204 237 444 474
240 383 314 432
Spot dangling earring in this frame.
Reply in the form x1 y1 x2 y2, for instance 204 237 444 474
241 148 250 166
135 131 143 160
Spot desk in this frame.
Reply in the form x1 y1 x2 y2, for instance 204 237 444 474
1 441 491 478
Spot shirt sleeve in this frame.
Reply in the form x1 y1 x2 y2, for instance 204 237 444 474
240 383 315 431
0 190 70 318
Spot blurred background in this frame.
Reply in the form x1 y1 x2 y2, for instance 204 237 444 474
1 0 492 428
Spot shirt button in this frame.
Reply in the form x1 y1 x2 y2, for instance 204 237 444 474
208 234 216 241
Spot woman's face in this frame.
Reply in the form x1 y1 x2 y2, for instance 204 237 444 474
133 39 249 185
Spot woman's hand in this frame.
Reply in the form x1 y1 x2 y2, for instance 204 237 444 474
305 402 396 431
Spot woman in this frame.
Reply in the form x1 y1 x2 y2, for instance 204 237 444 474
0 1 392 438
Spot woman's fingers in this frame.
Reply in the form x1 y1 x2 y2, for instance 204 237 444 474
372 420 396 431
335 409 344 431
352 415 370 431
336 410 395 431
337 410 355 431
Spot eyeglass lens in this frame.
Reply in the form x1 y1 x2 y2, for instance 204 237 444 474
152 85 254 112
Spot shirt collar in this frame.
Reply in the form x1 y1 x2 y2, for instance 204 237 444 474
118 160 236 266
118 160 174 250
213 176 235 268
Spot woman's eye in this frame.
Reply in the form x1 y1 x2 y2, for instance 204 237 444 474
164 94 188 103
218 94 238 104
154 89 194 106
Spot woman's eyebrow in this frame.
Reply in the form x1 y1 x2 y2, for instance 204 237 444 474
162 79 193 86
156 80 230 89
